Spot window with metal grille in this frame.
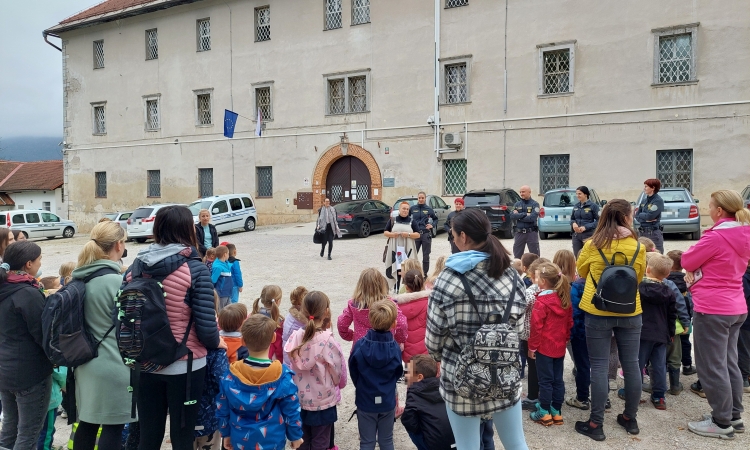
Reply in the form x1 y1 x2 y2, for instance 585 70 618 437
657 150 693 191
43 202 51 212
658 34 692 83
197 93 212 125
256 87 272 121
349 76 367 112
93 105 106 134
146 29 158 60
325 0 342 30
543 50 571 94
93 40 104 69
444 159 467 196
445 63 467 104
257 167 273 198
197 19 211 51
352 0 370 25
255 7 270 41
326 72 369 114
147 170 161 197
446 0 468 7
539 155 570 193
328 78 345 114
145 99 160 130
199 168 213 197
95 172 107 198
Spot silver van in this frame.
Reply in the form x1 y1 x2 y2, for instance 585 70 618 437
3 210 77 239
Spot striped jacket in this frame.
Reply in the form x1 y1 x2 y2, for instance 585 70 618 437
426 263 527 417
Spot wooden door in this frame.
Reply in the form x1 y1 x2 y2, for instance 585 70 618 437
326 156 371 205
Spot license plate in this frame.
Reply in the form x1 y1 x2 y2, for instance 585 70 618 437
554 215 569 221
663 211 676 217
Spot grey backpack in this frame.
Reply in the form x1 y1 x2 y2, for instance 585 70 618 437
453 271 521 401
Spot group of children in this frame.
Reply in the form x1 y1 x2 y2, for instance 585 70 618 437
205 243 244 309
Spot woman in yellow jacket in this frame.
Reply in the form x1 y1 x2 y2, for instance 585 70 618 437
574 199 646 442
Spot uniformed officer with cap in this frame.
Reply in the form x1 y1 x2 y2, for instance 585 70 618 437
409 191 439 274
444 197 465 254
636 178 665 253
510 185 541 258
570 185 600 258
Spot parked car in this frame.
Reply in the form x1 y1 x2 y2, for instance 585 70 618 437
2 210 77 239
537 188 606 240
742 185 750 209
188 194 258 234
463 188 521 239
633 187 701 239
103 211 132 231
127 203 184 243
334 200 392 238
392 194 451 237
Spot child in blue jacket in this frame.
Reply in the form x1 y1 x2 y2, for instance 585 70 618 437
226 243 244 304
566 278 590 410
211 245 233 310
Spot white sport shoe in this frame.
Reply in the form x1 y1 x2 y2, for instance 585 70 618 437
702 414 744 433
688 417 735 440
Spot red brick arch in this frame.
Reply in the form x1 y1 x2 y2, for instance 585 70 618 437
312 143 382 211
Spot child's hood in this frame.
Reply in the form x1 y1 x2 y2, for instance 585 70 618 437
536 292 569 316
639 278 674 305
355 329 400 369
394 289 431 305
284 329 335 371
667 271 687 293
409 376 443 404
223 360 295 413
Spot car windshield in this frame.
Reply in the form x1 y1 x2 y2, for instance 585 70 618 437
394 198 418 209
131 208 154 220
661 190 691 203
188 200 213 215
104 213 118 220
464 194 502 207
334 202 360 213
543 191 576 207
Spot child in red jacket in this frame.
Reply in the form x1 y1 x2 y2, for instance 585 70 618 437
395 269 430 363
528 262 573 427
252 285 285 361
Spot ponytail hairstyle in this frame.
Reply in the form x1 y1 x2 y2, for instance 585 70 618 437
0 241 42 284
78 221 125 268
590 199 637 250
0 228 13 258
352 267 389 309
710 189 750 225
252 284 283 326
403 269 425 293
536 262 571 309
552 249 576 283
290 291 331 357
451 208 511 279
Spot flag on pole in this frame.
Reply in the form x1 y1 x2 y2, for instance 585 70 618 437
255 107 262 137
223 109 238 138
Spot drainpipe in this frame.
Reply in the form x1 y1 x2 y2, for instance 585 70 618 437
43 31 62 52
434 0 441 160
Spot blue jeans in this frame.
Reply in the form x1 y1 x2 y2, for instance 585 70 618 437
585 313 642 425
638 340 667 398
231 286 240 304
0 376 52 450
357 410 395 450
480 419 494 450
570 333 591 402
535 353 565 411
36 408 57 450
446 402 528 450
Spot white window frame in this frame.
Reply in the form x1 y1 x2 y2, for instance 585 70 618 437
93 40 105 69
324 0 343 30
145 28 158 60
252 81 274 122
323 69 371 115
439 55 472 105
91 101 107 135
197 18 211 52
193 88 213 126
255 6 271 42
351 0 370 26
537 41 576 97
142 94 161 131
652 23 699 86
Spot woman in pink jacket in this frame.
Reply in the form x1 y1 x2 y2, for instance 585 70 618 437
395 269 431 363
682 190 750 440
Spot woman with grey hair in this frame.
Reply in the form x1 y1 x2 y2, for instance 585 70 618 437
316 198 341 260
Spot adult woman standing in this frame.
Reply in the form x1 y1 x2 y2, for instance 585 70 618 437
0 241 52 449
384 202 419 291
575 199 645 441
316 198 342 260
683 190 750 439
71 221 134 449
570 186 600 258
426 209 528 450
0 228 15 261
195 209 219 258
131 205 219 450
635 179 665 253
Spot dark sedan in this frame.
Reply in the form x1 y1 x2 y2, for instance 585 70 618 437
335 200 392 238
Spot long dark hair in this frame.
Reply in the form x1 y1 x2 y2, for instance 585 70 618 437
451 208 511 279
153 206 198 249
0 228 12 257
590 199 637 250
0 241 42 284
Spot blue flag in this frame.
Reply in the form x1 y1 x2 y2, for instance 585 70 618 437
224 109 238 138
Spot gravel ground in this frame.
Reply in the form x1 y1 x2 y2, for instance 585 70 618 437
12 224 747 449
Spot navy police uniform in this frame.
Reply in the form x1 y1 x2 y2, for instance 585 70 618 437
636 193 665 253
410 203 438 274
570 200 600 258
510 198 541 258
444 210 461 254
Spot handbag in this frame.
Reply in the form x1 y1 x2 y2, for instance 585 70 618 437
382 238 390 263
313 229 324 244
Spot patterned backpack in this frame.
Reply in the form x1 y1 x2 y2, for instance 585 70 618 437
453 271 521 401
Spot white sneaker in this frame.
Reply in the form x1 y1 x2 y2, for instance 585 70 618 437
688 417 735 440
702 414 744 433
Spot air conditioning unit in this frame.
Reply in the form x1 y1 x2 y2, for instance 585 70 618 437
443 132 462 148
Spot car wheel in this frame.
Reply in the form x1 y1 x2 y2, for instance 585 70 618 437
430 225 437 238
690 230 701 240
358 221 371 238
539 231 548 240
63 227 75 238
135 238 147 243
244 217 256 232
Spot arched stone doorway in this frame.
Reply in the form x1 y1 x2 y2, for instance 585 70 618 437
312 143 382 211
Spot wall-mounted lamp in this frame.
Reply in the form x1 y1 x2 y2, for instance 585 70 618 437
340 133 349 155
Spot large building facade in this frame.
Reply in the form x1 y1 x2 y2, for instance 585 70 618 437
45 0 750 231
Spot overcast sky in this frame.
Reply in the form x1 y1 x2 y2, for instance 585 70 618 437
0 1 98 138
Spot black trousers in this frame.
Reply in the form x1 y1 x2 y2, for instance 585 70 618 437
572 231 593 259
414 232 432 274
75 422 125 450
321 224 334 256
639 228 664 253
513 229 540 259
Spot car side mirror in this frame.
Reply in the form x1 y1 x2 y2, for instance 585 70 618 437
446 205 451 209
694 199 699 203
212 208 219 214
600 200 607 206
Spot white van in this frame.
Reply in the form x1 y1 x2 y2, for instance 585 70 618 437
2 210 77 239
188 194 257 233
127 203 184 243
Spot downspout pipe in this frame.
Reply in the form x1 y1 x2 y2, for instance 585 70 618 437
434 0 440 160
43 31 62 52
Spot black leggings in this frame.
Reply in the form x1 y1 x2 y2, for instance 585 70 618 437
321 224 334 255
74 421 125 450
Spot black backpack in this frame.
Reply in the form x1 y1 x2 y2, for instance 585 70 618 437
41 267 120 367
590 242 641 314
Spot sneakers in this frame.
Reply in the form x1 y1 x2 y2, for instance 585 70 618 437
641 382 652 393
605 398 611 410
651 396 667 410
565 396 590 410
60 409 68 419
682 365 697 376
702 414 744 433
521 398 538 411
529 404 553 426
688 417 735 440
575 421 606 441
617 414 640 435
551 407 563 425
690 381 706 398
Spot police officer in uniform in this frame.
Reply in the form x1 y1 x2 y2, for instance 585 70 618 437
636 178 665 253
444 197 465 254
510 185 541 258
570 185 600 258
410 191 439 274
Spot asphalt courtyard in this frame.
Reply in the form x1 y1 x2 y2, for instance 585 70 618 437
21 223 748 449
